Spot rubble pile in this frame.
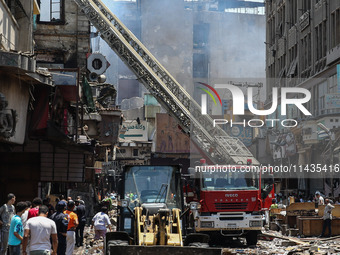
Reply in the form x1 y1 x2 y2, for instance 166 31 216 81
221 238 340 255
72 226 104 255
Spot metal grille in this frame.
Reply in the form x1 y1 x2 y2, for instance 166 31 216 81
214 202 248 210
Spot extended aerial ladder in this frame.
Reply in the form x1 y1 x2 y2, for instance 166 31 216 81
73 0 259 165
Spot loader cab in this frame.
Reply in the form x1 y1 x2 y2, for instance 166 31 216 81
117 165 184 236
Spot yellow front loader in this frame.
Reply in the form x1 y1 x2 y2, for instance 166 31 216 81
104 165 222 255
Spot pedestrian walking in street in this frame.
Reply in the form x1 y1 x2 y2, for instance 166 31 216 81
319 198 335 238
27 198 43 220
91 206 112 241
0 193 16 255
51 201 68 255
22 205 58 255
8 202 27 255
21 201 31 229
64 200 78 255
75 200 86 247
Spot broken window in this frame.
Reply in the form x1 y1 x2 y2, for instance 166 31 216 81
38 0 63 23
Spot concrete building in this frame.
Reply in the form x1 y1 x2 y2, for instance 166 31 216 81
265 0 340 197
0 0 55 202
0 0 121 207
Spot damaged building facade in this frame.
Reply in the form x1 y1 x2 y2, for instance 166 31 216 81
0 0 121 208
265 0 340 197
0 0 55 202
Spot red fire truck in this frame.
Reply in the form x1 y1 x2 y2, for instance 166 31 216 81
185 162 274 246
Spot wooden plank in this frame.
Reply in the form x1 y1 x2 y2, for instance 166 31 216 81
262 231 308 245
286 202 315 211
303 219 310 236
298 218 340 236
318 205 340 217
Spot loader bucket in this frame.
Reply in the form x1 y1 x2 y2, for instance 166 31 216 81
106 245 222 255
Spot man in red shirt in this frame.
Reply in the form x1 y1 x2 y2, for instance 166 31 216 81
27 197 43 219
64 200 78 255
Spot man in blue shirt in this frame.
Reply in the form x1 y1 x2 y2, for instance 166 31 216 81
8 202 27 255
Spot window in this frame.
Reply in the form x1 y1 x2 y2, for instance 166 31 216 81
328 74 337 94
290 0 297 26
318 81 327 115
133 149 138 157
331 9 340 49
302 0 311 12
38 0 63 23
193 23 209 49
193 53 208 78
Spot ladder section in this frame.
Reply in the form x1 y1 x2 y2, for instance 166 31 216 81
74 0 258 165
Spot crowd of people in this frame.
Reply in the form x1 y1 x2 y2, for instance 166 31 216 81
270 191 336 237
0 193 112 255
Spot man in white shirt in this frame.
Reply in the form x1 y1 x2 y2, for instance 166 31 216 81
319 198 335 238
23 205 58 255
91 206 111 240
315 191 324 205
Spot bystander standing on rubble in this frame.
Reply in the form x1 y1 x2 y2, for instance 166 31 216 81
27 198 43 220
91 206 112 241
23 205 58 255
0 193 16 255
51 201 68 255
75 199 86 247
64 200 78 255
269 199 278 221
319 198 335 238
8 202 27 255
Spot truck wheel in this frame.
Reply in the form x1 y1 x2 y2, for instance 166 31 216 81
246 231 258 246
188 242 209 248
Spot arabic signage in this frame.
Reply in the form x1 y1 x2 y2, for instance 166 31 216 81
119 120 148 142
